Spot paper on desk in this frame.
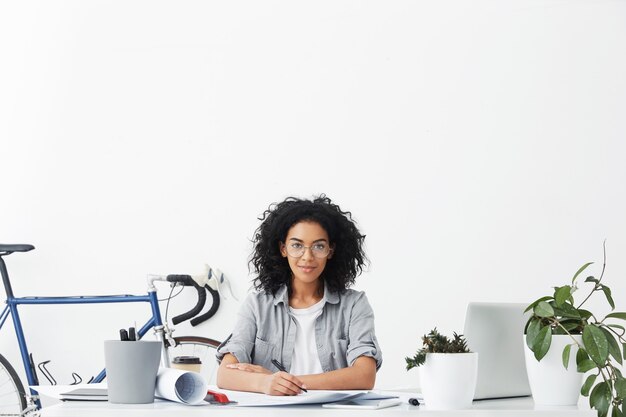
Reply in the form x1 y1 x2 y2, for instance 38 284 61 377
214 386 396 406
33 370 209 406
155 368 208 405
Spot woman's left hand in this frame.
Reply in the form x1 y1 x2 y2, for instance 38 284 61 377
226 363 272 374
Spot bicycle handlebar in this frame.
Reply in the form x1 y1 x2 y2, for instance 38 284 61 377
190 285 220 326
166 274 220 326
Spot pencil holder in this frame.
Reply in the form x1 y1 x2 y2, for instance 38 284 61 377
104 340 161 404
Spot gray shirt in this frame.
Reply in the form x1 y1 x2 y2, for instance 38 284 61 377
216 283 382 373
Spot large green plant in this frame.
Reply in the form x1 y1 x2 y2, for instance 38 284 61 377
525 246 626 417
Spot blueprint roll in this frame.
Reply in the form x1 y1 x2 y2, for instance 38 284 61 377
155 367 209 404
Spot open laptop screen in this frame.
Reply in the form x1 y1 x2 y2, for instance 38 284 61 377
463 302 531 400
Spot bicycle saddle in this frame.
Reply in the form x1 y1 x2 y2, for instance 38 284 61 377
0 244 35 253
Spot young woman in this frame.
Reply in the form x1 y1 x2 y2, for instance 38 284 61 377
216 195 382 395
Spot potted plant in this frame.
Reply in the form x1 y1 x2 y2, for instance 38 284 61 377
405 328 478 409
525 244 626 417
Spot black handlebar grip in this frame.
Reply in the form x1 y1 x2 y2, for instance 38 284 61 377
168 274 208 325
171 285 207 325
166 274 195 285
190 286 221 327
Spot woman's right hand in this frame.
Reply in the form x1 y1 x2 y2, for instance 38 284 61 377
260 371 307 396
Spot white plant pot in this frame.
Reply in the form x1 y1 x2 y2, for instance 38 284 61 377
523 334 584 406
418 352 478 410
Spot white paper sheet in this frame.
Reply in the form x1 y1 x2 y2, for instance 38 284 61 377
213 386 397 407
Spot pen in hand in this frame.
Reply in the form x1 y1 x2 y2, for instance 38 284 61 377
271 359 308 392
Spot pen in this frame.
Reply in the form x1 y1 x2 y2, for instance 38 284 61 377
119 329 129 341
128 327 136 341
408 397 420 406
271 359 308 392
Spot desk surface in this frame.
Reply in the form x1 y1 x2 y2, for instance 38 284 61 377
41 397 595 417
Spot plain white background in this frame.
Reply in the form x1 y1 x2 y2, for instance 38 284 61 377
1 0 625 390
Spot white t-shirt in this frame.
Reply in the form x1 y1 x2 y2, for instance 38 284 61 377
289 298 325 375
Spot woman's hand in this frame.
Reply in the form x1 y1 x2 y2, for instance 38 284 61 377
225 364 306 395
226 363 272 374
259 371 307 396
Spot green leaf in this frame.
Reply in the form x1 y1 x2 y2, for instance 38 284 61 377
562 344 572 369
586 276 599 283
572 262 594 284
579 309 594 320
590 382 611 417
533 325 552 361
583 325 609 366
606 312 626 320
578 359 597 373
615 377 626 399
554 303 582 319
526 318 541 349
534 301 555 318
601 286 616 310
623 342 626 360
560 320 584 333
607 324 625 332
581 374 597 396
577 349 597 373
600 326 622 365
525 296 553 313
555 286 572 307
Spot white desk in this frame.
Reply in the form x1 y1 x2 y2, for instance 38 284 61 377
40 398 595 417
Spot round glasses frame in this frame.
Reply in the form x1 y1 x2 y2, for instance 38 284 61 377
283 242 332 259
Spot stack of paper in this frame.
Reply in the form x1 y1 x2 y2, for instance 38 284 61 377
214 387 396 406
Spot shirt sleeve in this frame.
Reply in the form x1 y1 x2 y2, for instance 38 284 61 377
346 292 383 370
216 293 258 364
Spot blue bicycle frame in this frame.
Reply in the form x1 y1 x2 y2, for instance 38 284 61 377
0 246 219 413
0 283 166 406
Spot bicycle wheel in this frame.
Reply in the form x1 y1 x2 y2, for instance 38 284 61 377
0 354 26 415
166 336 221 384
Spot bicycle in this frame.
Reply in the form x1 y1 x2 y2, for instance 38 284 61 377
0 244 224 416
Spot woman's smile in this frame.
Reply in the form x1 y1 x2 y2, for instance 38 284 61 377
297 265 317 273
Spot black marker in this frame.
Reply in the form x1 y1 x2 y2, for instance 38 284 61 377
119 329 129 341
271 359 308 392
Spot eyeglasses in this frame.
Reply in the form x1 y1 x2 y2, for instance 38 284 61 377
283 242 332 258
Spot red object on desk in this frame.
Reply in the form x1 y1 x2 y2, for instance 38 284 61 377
206 389 232 404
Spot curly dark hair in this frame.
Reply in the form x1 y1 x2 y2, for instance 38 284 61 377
250 195 368 295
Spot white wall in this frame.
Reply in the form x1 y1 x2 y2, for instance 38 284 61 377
1 0 625 390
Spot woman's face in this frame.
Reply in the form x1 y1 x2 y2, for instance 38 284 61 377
280 221 333 286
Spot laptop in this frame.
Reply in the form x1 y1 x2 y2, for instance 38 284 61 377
462 302 532 400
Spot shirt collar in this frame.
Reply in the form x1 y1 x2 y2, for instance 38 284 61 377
272 281 340 306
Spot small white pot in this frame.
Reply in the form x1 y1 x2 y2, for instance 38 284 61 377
523 334 584 406
418 352 478 410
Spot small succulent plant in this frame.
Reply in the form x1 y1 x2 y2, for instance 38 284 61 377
405 328 471 370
